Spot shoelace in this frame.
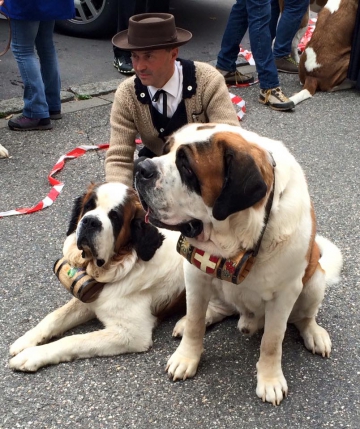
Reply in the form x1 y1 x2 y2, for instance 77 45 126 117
233 70 250 83
263 88 288 103
286 56 298 66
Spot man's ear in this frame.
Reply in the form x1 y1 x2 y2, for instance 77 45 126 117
212 149 267 221
66 195 85 236
130 218 165 261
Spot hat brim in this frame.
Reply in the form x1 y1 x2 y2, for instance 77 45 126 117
112 28 192 51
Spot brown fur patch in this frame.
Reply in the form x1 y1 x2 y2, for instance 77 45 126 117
113 188 143 258
302 204 321 284
196 124 216 131
187 131 274 209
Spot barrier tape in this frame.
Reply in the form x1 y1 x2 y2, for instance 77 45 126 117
1 90 245 218
0 144 109 218
229 92 246 121
298 18 317 53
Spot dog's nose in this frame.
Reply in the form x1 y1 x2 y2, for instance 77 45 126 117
136 158 159 180
81 215 102 230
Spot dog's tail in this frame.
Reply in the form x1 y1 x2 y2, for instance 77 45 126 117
316 235 343 286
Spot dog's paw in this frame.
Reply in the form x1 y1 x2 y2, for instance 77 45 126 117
9 347 47 372
165 350 200 381
256 370 288 406
0 144 9 158
172 317 186 337
302 325 332 358
10 331 41 356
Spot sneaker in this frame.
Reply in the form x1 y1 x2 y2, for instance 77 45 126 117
8 115 52 131
275 56 298 74
114 55 134 74
49 110 62 120
216 67 255 86
259 87 295 111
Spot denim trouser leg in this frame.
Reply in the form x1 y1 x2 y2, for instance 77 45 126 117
216 0 248 72
247 0 279 89
273 0 309 58
269 0 280 41
35 21 61 112
11 20 55 118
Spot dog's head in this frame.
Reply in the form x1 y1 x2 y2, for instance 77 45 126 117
135 123 275 254
67 182 164 267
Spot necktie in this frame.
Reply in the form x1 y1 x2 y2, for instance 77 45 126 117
152 89 167 119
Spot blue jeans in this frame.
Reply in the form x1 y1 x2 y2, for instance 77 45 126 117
270 0 309 59
10 19 61 118
216 0 279 90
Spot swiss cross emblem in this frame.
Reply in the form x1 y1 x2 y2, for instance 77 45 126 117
193 249 219 274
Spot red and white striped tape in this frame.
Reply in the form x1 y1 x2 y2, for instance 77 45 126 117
229 92 246 121
298 18 317 53
1 92 246 219
0 144 109 218
239 47 255 66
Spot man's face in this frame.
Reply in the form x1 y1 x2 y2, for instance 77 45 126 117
131 48 178 88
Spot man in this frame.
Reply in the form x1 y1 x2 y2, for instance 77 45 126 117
216 0 295 111
105 13 242 186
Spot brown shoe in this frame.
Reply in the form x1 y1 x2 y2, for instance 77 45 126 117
216 67 255 86
275 56 298 74
259 87 295 111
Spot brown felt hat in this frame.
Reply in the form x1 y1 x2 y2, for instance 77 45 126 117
112 13 192 51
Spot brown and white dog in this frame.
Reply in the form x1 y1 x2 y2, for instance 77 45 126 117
9 182 185 372
135 123 343 405
290 0 358 105
289 0 328 63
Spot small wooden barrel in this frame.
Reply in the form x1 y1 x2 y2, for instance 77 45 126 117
53 257 105 303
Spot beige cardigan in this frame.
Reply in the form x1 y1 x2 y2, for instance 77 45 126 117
105 61 240 186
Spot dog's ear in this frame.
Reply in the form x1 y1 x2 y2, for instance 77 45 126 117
212 149 267 221
131 218 165 261
66 195 84 236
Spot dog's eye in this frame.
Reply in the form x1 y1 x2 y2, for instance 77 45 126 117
83 197 96 214
181 164 193 177
109 210 120 222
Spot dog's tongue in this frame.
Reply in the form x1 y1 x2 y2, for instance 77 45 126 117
145 208 150 224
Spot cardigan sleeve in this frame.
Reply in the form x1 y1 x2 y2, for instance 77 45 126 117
196 62 240 127
105 82 138 187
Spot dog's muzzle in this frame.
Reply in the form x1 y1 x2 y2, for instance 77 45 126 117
77 215 105 267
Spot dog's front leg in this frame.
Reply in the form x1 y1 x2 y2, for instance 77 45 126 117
166 263 213 381
10 298 95 357
256 282 302 405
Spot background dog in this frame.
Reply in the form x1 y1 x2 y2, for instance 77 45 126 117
9 182 185 372
290 0 358 105
135 123 343 405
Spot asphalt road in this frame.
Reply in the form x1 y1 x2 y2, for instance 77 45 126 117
0 1 360 428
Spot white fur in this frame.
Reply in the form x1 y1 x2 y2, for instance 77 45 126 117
0 144 9 158
137 123 343 405
290 89 312 105
325 0 342 13
304 47 322 72
9 183 185 372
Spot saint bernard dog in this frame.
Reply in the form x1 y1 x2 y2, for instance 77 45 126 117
135 123 343 405
9 182 185 372
0 143 9 158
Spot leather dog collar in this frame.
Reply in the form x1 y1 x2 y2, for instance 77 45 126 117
176 154 276 285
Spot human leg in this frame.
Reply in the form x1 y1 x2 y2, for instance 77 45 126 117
273 0 309 59
113 0 137 74
246 0 294 110
10 19 49 119
269 0 280 41
216 0 254 85
35 21 61 114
